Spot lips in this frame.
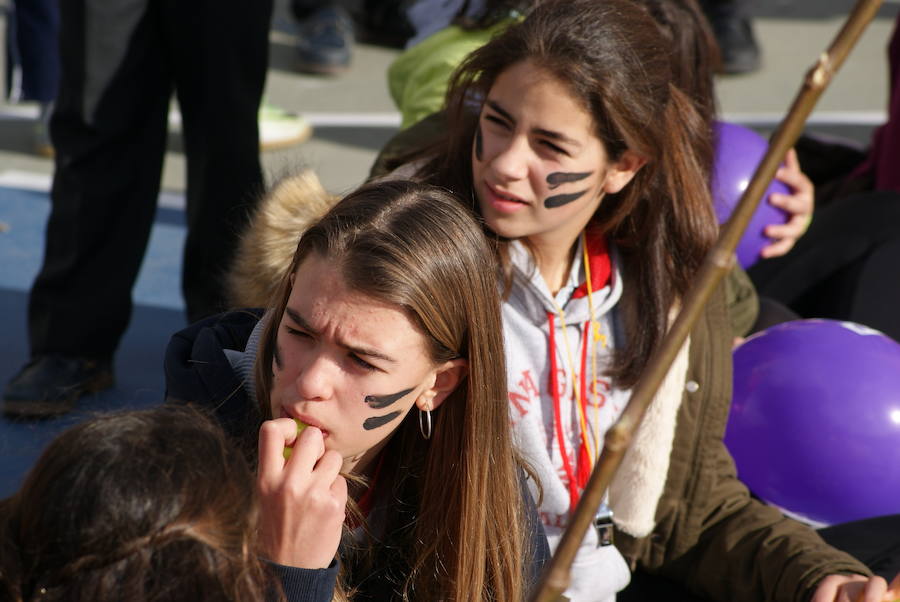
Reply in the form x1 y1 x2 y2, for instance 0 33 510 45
280 406 329 437
484 182 529 214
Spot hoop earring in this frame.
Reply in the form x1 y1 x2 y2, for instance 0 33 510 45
418 407 432 440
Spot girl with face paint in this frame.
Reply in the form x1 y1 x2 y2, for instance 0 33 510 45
164 179 549 601
379 1 892 601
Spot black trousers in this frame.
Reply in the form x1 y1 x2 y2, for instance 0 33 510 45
29 0 273 358
747 191 900 343
619 515 900 601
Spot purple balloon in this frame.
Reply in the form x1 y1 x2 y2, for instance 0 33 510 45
712 121 790 269
725 319 900 525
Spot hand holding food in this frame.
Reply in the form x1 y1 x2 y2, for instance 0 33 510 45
257 419 347 569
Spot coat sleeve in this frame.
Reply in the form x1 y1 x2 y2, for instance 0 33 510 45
616 285 870 602
520 468 552 594
268 558 338 602
724 264 759 338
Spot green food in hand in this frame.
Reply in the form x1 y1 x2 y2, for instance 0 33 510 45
282 419 308 460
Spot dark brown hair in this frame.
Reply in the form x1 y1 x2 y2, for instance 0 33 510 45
418 0 719 387
0 406 270 602
254 180 529 600
633 0 722 173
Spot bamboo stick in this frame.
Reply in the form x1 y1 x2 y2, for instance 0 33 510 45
530 1 885 599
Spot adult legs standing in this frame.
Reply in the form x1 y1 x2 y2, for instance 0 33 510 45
163 0 272 322
3 0 273 416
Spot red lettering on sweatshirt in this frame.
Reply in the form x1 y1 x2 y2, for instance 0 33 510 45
540 512 569 528
508 369 540 420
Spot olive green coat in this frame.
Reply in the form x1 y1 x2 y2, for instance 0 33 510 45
371 117 871 602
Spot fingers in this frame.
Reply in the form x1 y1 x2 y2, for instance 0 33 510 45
857 576 888 602
760 234 795 259
760 213 810 258
259 420 324 487
812 575 840 602
255 421 346 568
887 573 900 597
283 425 328 474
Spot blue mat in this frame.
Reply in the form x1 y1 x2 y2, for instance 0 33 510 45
0 184 187 498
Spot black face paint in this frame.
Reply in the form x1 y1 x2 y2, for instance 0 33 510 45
364 387 414 410
273 341 283 371
363 411 402 430
546 171 593 189
474 124 484 161
544 190 588 209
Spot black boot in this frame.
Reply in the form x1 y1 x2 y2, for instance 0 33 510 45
3 354 114 418
702 1 761 75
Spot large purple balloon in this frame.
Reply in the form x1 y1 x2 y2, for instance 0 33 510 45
725 319 900 525
712 121 790 269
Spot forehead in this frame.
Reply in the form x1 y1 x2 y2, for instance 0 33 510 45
488 60 594 130
288 255 430 356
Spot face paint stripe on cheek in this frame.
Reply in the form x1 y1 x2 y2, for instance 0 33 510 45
273 341 284 371
546 171 593 189
363 411 403 431
364 387 415 409
544 190 588 209
474 124 484 162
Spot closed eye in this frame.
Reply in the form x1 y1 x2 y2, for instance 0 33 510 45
349 354 378 372
285 326 312 339
484 113 511 130
541 140 569 156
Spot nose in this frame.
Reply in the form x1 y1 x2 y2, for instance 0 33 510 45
293 354 334 402
490 135 530 182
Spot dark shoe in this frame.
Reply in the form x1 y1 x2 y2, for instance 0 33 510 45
3 354 114 418
295 5 353 75
712 14 761 75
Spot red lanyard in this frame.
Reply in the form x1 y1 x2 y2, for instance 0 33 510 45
549 313 595 510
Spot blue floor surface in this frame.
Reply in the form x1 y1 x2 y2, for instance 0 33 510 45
0 185 188 498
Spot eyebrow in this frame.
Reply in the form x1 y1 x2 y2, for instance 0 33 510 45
284 307 398 364
485 100 582 148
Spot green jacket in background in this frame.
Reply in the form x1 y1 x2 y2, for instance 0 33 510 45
388 20 514 129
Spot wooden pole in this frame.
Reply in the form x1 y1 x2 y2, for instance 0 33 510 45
530 1 885 599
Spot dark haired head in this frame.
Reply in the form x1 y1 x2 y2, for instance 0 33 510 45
0 406 269 602
422 0 719 386
254 179 528 600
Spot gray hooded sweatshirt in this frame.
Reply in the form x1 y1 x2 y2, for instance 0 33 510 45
503 236 632 602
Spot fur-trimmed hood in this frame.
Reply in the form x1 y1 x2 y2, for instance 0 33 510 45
228 170 339 308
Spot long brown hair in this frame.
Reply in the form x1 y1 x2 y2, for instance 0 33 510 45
632 0 722 173
0 406 270 602
254 180 528 600
418 0 719 387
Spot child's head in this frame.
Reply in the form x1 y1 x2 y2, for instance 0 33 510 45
256 179 503 468
427 0 718 386
0 406 268 602
255 179 526 599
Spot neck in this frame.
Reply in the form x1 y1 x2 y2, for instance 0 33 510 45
344 436 389 477
529 233 582 296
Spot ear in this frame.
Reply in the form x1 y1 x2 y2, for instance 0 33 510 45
602 150 647 194
418 359 468 411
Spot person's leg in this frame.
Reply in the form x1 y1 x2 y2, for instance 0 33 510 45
292 0 354 74
12 0 60 103
619 569 707 602
819 515 900 581
700 0 760 75
163 0 272 322
748 191 900 343
4 0 171 416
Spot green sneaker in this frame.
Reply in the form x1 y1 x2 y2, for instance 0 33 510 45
258 103 314 151
167 102 313 151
